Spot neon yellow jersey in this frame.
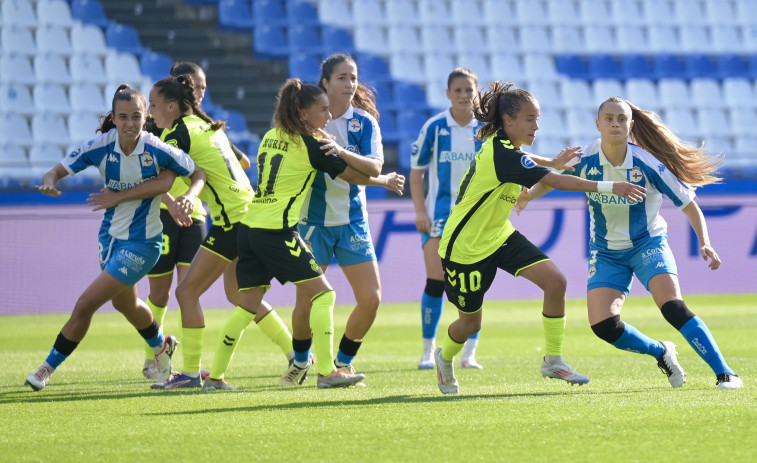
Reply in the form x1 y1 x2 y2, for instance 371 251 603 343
161 115 253 229
160 177 207 222
439 131 550 264
242 128 348 230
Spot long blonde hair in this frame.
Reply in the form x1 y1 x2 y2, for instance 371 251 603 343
599 97 722 186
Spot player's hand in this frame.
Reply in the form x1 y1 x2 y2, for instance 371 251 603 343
514 187 530 215
384 172 405 196
317 137 342 157
612 182 646 203
535 147 581 172
167 198 192 227
700 244 721 270
415 212 431 233
87 188 119 211
175 193 196 215
35 184 62 197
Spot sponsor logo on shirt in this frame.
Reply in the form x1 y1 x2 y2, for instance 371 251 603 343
348 118 361 132
587 192 636 205
498 193 518 203
630 166 643 182
439 151 476 162
108 153 118 162
587 167 601 176
521 155 537 169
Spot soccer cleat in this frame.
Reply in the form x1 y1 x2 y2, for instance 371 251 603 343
153 335 179 383
25 363 54 391
657 341 686 388
716 373 743 389
279 357 313 387
541 356 589 385
435 347 459 394
460 357 484 369
200 369 210 381
151 372 202 390
418 351 435 370
142 359 160 381
317 369 366 389
336 362 366 387
203 377 237 391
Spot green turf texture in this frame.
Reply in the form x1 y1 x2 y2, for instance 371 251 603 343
2 294 755 462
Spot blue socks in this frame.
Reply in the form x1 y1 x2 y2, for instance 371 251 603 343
679 317 733 375
611 323 665 358
421 292 443 340
45 348 68 369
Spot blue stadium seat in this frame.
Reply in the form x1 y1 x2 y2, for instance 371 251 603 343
555 55 588 80
253 25 289 58
218 0 255 31
397 137 415 172
620 54 654 80
106 23 145 56
370 81 393 111
747 54 757 79
286 0 319 25
684 54 717 79
587 54 621 80
70 0 109 29
288 53 321 83
379 112 399 144
184 0 219 4
717 54 749 79
393 82 428 111
653 54 686 80
200 89 218 116
140 51 172 82
321 26 355 55
288 25 322 54
396 109 428 140
357 54 391 84
253 0 286 26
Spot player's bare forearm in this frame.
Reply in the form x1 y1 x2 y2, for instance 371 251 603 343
35 164 68 197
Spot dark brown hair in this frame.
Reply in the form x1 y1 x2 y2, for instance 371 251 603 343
447 67 479 90
473 81 537 140
273 78 326 137
152 75 225 131
319 53 379 121
97 84 145 133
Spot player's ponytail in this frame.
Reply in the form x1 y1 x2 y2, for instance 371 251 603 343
320 54 379 120
176 74 226 131
599 96 721 187
153 76 226 131
274 78 326 138
474 81 535 141
97 83 145 133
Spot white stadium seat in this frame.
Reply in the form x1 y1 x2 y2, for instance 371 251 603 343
490 52 525 83
68 112 101 144
690 78 725 109
592 79 625 107
451 0 483 26
522 54 558 82
353 26 388 56
34 53 71 84
648 25 680 53
71 23 109 56
711 26 743 54
69 82 108 114
0 54 36 85
28 143 63 167
662 108 699 140
616 25 648 54
548 0 581 26
533 135 570 157
424 53 455 83
453 26 487 55
697 108 731 138
33 83 70 114
625 78 661 112
105 51 144 87
705 0 736 25
388 26 421 54
390 53 425 84
658 79 693 109
32 113 70 146
514 0 548 25
70 53 108 85
486 25 518 53
424 79 449 110
1 25 36 56
610 0 644 27
560 79 594 110
722 78 756 109
0 112 34 147
317 0 352 27
482 0 516 26
385 0 416 27
0 142 29 167
457 53 491 83
551 26 584 54
0 83 35 116
418 0 451 27
419 26 452 54
1 0 37 27
565 108 600 139
729 108 757 136
641 0 675 26
579 0 612 26
36 0 73 29
583 25 616 54
36 25 73 56
534 109 564 139
352 0 385 26
735 0 757 27
679 25 712 53
673 0 707 27
527 80 562 110
518 26 552 53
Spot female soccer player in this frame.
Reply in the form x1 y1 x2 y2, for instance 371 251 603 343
147 75 293 390
294 53 393 380
411 67 485 370
238 78 403 388
516 96 742 389
433 82 646 395
25 84 206 391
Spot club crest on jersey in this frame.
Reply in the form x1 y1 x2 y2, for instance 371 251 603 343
521 155 537 169
348 118 361 132
140 153 154 167
630 166 643 182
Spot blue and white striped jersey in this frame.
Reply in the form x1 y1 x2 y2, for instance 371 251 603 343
568 139 695 251
61 128 195 241
410 110 482 225
301 104 383 226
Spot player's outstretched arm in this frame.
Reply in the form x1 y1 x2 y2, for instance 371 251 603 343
525 146 581 172
87 168 180 211
539 172 647 202
682 201 721 270
35 164 69 197
318 133 383 177
338 166 405 196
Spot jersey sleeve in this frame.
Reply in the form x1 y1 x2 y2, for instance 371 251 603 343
303 135 348 179
410 118 435 169
148 133 195 177
60 135 105 175
492 141 550 187
640 158 695 208
162 123 192 153
358 113 383 161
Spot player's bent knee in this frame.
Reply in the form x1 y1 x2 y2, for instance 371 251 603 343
591 315 625 344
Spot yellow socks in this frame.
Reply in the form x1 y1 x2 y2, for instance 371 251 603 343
256 309 293 357
310 290 336 376
440 330 465 362
208 306 254 380
181 327 204 375
542 314 566 356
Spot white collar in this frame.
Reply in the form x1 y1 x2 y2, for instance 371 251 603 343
598 142 634 169
113 131 145 157
334 104 355 120
444 109 477 128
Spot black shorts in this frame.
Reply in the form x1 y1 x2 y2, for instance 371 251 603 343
236 224 323 289
441 231 550 314
201 223 239 262
147 209 207 276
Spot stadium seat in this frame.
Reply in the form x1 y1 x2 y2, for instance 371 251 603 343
555 54 588 80
378 111 399 144
70 53 108 85
663 109 698 139
253 0 287 26
620 54 654 80
28 143 63 168
514 0 548 25
0 143 32 187
424 79 448 110
139 51 171 82
579 0 611 25
534 109 563 139
711 26 742 54
685 54 718 79
459 53 492 83
70 0 110 28
482 0 515 26
592 79 625 107
253 25 289 58
106 23 145 56
286 0 319 25
560 79 594 110
33 83 70 115
371 81 393 110
587 54 621 80
583 26 616 54
358 54 391 84
288 25 322 54
648 26 680 54
697 108 730 139
0 112 34 147
526 81 561 110
352 0 386 26
396 109 428 140
533 135 569 157
625 78 661 112
104 51 143 87
0 143 30 168
705 0 736 25
672 0 707 27
317 0 352 27
519 26 552 53
1 0 37 27
390 53 425 84
523 54 558 82
288 53 321 83
730 108 757 136
735 0 757 26
680 26 712 53
215 108 249 138
388 26 422 54
384 0 415 27
486 25 518 54
353 26 388 56
723 78 756 109
0 83 35 116
418 0 451 27
565 108 599 140
690 78 725 109
716 54 749 79
67 112 101 143
36 0 74 29
69 82 107 114
1 25 36 56
71 23 109 56
547 0 580 26
0 55 36 85
36 25 73 56
453 26 487 55
609 0 644 27
641 0 675 26
217 0 255 31
734 136 757 158
491 52 525 83
551 26 584 54
32 113 70 146
321 26 355 55
659 79 693 109
451 0 482 25
34 54 71 85
616 26 648 54
424 53 456 84
393 82 428 111
653 54 686 79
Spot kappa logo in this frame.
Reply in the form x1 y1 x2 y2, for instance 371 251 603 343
655 262 665 268
107 153 119 162
118 267 128 275
658 163 666 174
587 167 601 176
439 128 450 136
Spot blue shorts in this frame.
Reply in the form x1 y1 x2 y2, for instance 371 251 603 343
420 218 446 248
98 235 162 286
298 220 376 267
587 235 677 295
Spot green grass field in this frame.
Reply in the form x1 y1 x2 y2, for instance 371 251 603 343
2 294 755 462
